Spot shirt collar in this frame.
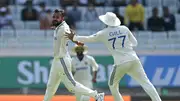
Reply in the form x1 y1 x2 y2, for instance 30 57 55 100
55 21 65 29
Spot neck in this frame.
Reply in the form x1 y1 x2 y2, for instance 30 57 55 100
77 54 84 61
55 21 64 28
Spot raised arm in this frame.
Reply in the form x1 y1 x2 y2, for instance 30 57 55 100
65 29 101 43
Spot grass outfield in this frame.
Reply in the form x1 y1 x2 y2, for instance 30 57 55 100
0 95 131 101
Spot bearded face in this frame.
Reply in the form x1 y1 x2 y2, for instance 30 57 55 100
52 19 61 27
52 11 64 27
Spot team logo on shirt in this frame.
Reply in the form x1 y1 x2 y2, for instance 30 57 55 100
76 67 88 71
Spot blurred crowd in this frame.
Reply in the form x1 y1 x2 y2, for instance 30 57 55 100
0 0 180 31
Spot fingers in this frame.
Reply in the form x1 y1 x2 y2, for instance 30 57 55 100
70 29 73 33
65 29 73 34
65 33 69 37
65 29 75 41
65 32 74 41
64 35 68 39
64 34 71 40
70 29 75 35
65 32 70 37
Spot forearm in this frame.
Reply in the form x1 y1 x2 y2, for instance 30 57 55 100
73 35 96 43
93 71 97 79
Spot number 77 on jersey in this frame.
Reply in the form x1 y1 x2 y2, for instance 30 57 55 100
108 35 126 49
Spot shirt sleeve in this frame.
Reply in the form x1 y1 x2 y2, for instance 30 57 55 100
89 56 99 72
57 26 70 39
73 31 102 43
65 27 71 33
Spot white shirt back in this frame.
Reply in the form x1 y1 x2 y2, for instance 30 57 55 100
73 25 139 65
71 55 98 83
53 21 71 58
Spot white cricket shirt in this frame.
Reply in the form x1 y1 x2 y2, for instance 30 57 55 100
53 21 71 58
73 25 139 65
71 55 98 85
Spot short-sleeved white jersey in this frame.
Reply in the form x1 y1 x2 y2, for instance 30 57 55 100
53 21 71 58
73 25 139 65
71 55 98 84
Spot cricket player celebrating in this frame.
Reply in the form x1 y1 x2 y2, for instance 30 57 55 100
71 44 99 101
66 12 162 101
43 9 104 101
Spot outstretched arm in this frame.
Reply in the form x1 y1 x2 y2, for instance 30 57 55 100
73 34 99 43
65 29 101 43
65 29 84 45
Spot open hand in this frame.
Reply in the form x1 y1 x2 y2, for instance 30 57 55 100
65 29 75 41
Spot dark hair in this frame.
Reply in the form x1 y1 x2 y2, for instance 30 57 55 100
54 9 65 17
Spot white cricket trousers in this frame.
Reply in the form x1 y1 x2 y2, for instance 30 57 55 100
75 82 93 101
43 57 97 101
109 59 162 101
